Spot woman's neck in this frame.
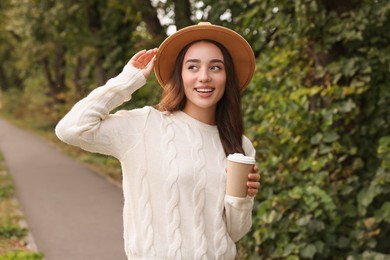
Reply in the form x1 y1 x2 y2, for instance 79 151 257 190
182 106 216 125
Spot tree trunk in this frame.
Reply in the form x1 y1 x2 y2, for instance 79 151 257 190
74 56 88 96
85 0 108 85
95 55 106 87
134 0 165 40
41 57 56 95
0 65 8 91
87 0 102 33
41 46 67 103
55 45 66 92
173 0 192 29
308 0 362 110
322 0 362 14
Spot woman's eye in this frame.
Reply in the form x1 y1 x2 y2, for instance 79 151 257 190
188 65 198 70
210 66 222 71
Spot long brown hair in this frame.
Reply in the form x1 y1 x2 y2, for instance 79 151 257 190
157 40 245 156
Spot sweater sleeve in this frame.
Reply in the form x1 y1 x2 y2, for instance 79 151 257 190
224 135 256 242
55 63 148 159
224 195 254 242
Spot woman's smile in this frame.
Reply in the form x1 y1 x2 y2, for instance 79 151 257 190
194 86 215 98
195 87 214 93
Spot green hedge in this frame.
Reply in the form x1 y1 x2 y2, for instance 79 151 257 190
239 2 390 258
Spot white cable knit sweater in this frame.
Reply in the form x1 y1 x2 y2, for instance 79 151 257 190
55 63 256 259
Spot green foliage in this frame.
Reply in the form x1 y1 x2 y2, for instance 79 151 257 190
239 0 390 258
0 0 160 126
0 183 13 200
1 0 390 258
0 225 27 240
0 251 44 260
0 160 14 200
0 79 60 129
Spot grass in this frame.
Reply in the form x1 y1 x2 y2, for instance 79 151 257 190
0 153 44 259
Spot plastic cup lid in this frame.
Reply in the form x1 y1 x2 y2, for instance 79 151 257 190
227 153 256 164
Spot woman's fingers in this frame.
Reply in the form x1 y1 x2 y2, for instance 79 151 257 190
251 164 259 174
247 168 260 197
129 49 146 67
137 49 156 65
131 49 147 61
247 180 260 189
143 55 157 78
128 48 158 79
129 48 158 69
248 173 260 182
247 189 258 197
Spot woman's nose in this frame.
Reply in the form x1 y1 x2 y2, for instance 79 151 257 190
198 68 211 82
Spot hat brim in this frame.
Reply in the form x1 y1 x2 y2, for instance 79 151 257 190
154 23 255 91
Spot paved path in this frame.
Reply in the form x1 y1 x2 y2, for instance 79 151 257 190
0 118 127 260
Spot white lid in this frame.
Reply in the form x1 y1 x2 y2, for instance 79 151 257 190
227 153 256 164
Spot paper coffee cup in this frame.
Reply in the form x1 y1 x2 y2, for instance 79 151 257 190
226 153 256 197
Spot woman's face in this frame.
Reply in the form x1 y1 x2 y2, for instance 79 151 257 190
181 41 226 118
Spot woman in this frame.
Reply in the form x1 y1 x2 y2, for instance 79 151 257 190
56 22 260 259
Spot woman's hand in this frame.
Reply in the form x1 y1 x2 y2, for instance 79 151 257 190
247 165 260 197
129 48 158 79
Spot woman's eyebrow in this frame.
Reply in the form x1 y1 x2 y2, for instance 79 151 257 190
184 59 224 64
210 59 224 64
184 59 200 64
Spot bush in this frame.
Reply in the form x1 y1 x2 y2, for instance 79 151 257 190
240 2 390 257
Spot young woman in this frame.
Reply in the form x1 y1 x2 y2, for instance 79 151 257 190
56 22 260 259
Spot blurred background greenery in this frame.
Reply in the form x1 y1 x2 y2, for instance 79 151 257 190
0 0 389 258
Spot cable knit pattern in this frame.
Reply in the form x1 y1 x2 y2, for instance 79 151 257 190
54 64 256 259
212 138 229 259
138 162 155 255
185 125 208 259
161 115 182 259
